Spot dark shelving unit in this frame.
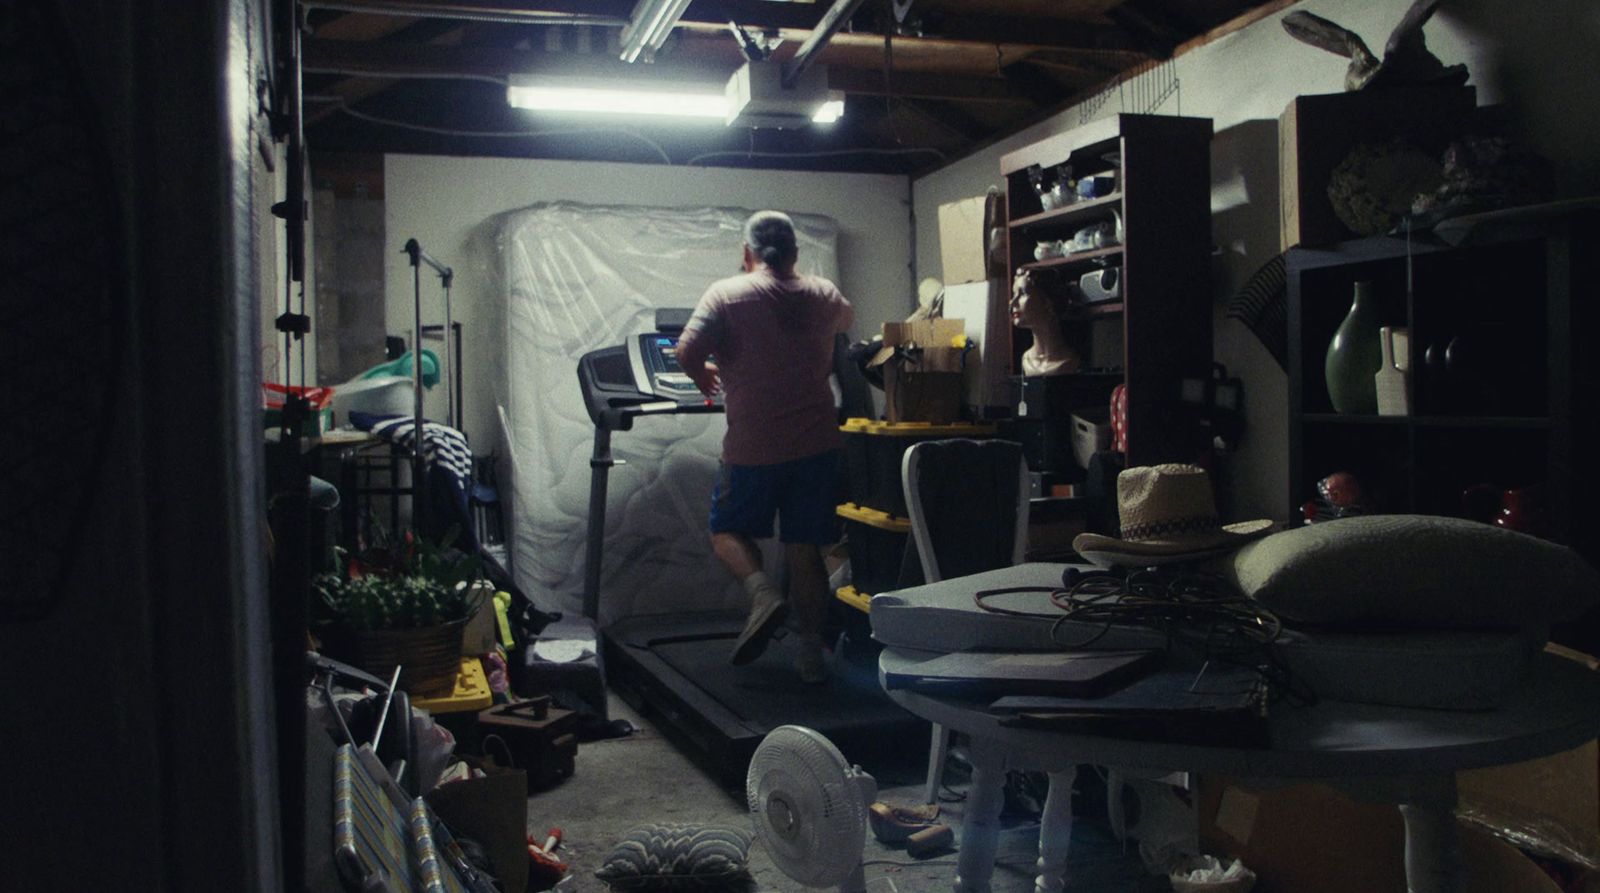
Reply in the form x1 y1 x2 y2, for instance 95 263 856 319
1000 113 1216 468
1286 210 1599 562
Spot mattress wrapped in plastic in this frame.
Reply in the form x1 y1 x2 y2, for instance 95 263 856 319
497 202 839 624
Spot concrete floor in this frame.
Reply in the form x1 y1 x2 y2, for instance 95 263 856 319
524 690 1168 893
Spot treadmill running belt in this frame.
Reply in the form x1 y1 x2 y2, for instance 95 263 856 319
651 634 907 729
604 612 925 779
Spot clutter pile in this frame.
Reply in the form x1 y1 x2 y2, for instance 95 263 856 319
867 801 954 858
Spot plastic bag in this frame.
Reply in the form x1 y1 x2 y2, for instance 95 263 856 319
1169 855 1256 893
411 707 457 792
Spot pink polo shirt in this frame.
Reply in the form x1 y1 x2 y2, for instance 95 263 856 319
677 269 853 465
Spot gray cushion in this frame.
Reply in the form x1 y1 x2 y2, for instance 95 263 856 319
594 823 753 890
1222 515 1600 630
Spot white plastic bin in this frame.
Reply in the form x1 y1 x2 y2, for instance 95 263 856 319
331 375 414 423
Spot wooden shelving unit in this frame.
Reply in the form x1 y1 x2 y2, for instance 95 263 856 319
1000 113 1215 468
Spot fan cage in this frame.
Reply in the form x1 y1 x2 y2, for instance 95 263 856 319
746 726 868 887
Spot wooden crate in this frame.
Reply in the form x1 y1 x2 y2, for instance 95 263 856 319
1279 84 1477 251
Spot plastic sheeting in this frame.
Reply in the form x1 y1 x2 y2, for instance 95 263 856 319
498 202 840 623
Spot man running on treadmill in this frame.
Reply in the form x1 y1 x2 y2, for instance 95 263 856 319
675 210 853 684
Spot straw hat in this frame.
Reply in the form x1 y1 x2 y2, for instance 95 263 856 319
1073 464 1274 567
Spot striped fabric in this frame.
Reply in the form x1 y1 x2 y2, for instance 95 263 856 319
370 416 474 491
594 823 753 890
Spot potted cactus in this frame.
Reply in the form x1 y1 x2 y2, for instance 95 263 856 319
315 526 485 693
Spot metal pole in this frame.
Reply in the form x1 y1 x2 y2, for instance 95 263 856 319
582 426 616 621
784 0 868 87
409 247 425 532
442 280 455 430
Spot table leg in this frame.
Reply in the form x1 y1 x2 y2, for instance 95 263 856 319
954 742 1007 893
1398 775 1462 893
1034 766 1076 893
926 722 951 805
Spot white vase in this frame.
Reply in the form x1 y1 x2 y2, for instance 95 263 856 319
1375 326 1410 416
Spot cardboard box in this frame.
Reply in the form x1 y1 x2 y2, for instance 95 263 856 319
868 318 967 423
938 194 1001 285
1198 776 1565 893
940 279 1012 414
1279 84 1477 251
1459 737 1599 866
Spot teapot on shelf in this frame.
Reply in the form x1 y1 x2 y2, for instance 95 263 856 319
1461 482 1549 538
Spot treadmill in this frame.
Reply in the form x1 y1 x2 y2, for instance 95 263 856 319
576 309 921 782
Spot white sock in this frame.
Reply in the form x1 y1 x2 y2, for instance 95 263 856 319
742 571 779 600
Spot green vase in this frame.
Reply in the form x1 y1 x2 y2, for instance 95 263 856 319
1324 281 1383 414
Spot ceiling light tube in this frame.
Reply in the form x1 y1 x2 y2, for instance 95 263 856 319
507 76 728 120
811 98 845 124
619 0 695 63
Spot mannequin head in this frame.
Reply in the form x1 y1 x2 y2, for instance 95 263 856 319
1011 269 1080 376
1010 269 1068 330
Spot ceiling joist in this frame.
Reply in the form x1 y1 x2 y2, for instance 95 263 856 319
297 0 1291 175
304 0 1152 57
303 0 825 30
305 37 1045 106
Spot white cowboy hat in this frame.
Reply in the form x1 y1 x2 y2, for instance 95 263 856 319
1073 463 1275 567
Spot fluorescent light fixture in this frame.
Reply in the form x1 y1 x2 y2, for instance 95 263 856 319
811 98 844 124
725 62 844 129
619 0 694 64
507 75 728 120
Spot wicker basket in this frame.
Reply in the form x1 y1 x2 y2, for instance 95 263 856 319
336 615 470 694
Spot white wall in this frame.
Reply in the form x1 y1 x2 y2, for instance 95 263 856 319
912 0 1509 524
383 154 913 451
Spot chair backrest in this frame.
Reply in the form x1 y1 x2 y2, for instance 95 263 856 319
901 439 1029 583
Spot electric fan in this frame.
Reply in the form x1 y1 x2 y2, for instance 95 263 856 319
747 725 878 892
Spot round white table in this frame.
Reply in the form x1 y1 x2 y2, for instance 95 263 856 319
881 648 1600 893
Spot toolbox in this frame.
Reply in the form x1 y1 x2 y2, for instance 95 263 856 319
477 696 578 791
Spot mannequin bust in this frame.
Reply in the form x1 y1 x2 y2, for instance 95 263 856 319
1011 269 1081 376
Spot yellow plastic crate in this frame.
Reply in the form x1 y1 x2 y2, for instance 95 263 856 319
836 584 871 614
836 503 912 596
839 417 998 517
409 657 493 714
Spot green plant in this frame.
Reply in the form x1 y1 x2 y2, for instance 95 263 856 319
315 526 484 632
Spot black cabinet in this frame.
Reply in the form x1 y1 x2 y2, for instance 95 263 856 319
1287 209 1599 569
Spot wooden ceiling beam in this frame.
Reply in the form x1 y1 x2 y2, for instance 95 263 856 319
901 98 990 143
1105 0 1187 58
908 14 1134 52
305 25 468 125
310 11 419 40
302 0 826 30
304 37 1042 106
303 0 1133 57
999 59 1069 109
826 67 1032 104
304 36 726 81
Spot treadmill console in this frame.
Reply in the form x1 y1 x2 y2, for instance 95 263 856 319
626 333 701 400
577 313 723 430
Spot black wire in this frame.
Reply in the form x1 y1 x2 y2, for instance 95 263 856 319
973 569 1316 707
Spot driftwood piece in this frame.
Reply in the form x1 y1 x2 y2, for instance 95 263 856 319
1282 0 1469 91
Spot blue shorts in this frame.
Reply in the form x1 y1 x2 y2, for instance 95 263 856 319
709 450 840 545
